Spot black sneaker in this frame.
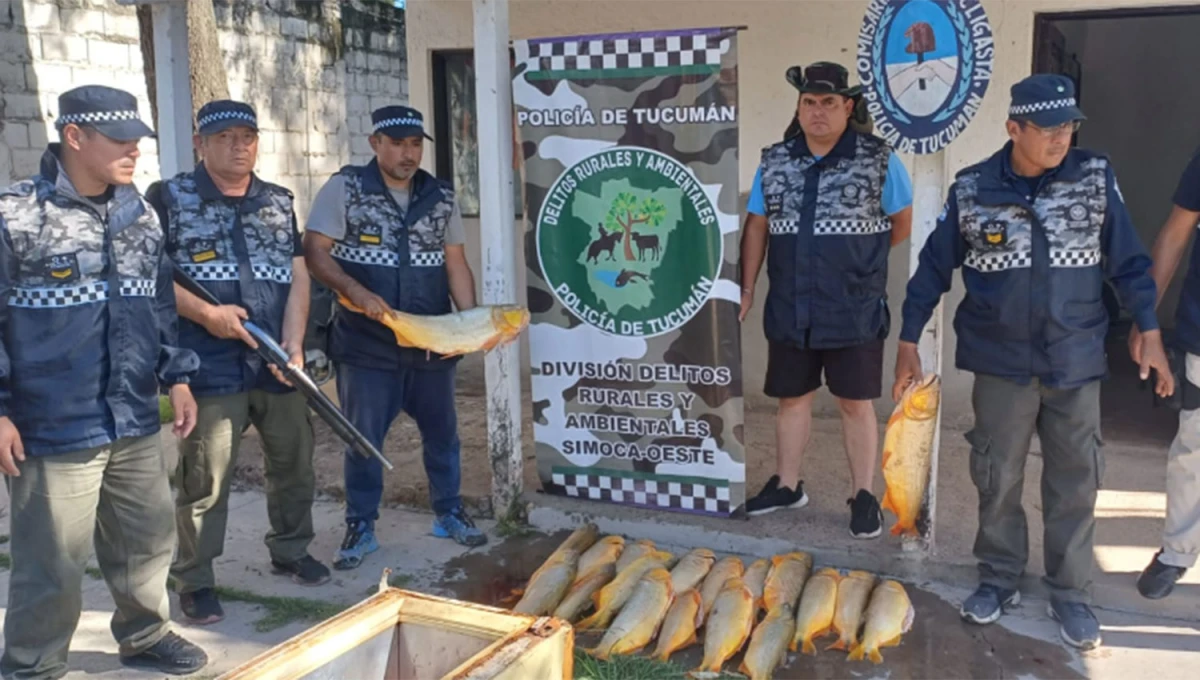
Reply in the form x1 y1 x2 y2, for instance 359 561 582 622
120 631 208 675
848 489 883 539
745 475 809 516
272 554 333 586
1137 550 1188 600
179 588 224 625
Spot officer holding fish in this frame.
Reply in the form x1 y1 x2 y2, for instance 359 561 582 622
1129 146 1200 600
894 74 1173 649
0 85 209 677
739 62 913 539
303 105 487 569
146 100 331 626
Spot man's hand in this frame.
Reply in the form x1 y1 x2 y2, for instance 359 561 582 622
738 288 753 323
202 304 258 349
349 286 393 322
169 384 198 438
0 417 25 477
1128 327 1144 365
1137 329 1176 398
893 341 924 403
268 336 305 387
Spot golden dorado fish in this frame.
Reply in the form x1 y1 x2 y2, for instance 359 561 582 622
512 548 578 615
338 295 529 357
615 538 657 573
744 558 771 611
882 373 941 537
529 523 598 585
699 556 744 620
694 577 755 676
670 548 716 593
576 550 673 630
739 603 797 680
552 562 615 623
652 589 704 661
763 552 812 614
848 580 915 664
827 570 877 652
576 535 624 582
790 567 841 655
588 568 674 660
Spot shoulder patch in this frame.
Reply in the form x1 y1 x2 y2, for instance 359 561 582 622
0 179 36 200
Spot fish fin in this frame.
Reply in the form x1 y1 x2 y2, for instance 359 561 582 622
737 660 751 676
826 638 847 652
882 633 904 648
683 630 698 647
847 643 865 662
801 638 816 656
870 648 884 664
890 519 918 537
880 487 896 515
576 610 603 630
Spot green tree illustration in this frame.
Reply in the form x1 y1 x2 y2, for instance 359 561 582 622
605 193 666 261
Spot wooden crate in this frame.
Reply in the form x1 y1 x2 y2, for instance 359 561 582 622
218 587 573 680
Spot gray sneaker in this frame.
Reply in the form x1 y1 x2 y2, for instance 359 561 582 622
960 583 1020 624
1047 600 1102 650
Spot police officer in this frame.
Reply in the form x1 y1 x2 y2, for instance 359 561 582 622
0 86 208 677
1129 147 1200 600
303 105 486 570
739 62 913 539
145 100 330 625
894 74 1173 649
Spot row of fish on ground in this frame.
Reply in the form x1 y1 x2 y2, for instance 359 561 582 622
512 524 916 680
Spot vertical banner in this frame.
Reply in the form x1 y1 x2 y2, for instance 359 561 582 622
514 27 744 517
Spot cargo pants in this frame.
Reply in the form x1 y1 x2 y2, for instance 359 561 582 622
1160 353 1200 568
1 435 175 680
965 374 1103 604
171 390 316 593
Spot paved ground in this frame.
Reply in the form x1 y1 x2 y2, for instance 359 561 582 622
0 490 1196 679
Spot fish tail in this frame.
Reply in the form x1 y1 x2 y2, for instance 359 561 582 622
847 643 866 662
826 638 847 652
890 519 918 537
880 488 897 516
870 649 884 664
576 610 608 630
801 638 816 656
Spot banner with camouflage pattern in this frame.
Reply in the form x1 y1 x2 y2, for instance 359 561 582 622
514 27 744 517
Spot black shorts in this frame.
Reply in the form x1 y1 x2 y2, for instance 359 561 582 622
763 338 884 401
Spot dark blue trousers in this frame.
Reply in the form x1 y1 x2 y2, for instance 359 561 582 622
335 362 462 526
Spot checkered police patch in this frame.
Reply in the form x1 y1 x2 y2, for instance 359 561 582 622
9 281 108 308
197 110 256 129
179 262 240 281
252 264 293 284
964 250 1032 272
119 279 156 298
331 244 400 268
523 32 729 72
410 251 445 268
769 219 799 236
1050 248 1101 268
548 466 731 516
56 110 139 126
813 219 891 236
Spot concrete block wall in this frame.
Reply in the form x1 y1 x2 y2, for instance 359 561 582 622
0 0 409 223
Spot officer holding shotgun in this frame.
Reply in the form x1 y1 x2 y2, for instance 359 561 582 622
146 100 331 626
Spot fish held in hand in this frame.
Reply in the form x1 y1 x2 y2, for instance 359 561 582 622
848 580 915 664
827 570 877 652
790 567 841 655
512 548 578 615
338 295 529 357
587 568 674 660
669 548 716 593
653 589 704 661
739 603 797 680
882 373 941 537
763 551 812 614
552 562 615 623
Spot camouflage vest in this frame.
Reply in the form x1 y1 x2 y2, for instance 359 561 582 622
161 168 297 395
758 130 892 349
328 162 457 369
956 159 1106 276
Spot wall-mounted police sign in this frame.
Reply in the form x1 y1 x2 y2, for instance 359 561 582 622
857 0 994 155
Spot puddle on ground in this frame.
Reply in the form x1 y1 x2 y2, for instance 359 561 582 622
437 531 1083 679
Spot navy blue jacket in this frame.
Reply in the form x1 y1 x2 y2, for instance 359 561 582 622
901 143 1158 389
147 164 302 398
327 162 458 371
0 147 199 455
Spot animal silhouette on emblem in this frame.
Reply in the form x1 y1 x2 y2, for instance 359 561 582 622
630 231 661 261
586 223 621 264
614 269 649 287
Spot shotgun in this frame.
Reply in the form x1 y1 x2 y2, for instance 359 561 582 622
171 264 394 471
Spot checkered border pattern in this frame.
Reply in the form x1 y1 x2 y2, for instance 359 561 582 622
119 279 156 298
179 262 239 281
410 251 445 267
550 471 731 514
375 117 422 131
1009 98 1076 116
57 110 139 125
965 250 1032 272
198 110 256 129
525 34 727 72
9 281 107 308
252 264 293 283
769 220 799 236
813 219 891 236
331 244 400 268
1050 248 1100 268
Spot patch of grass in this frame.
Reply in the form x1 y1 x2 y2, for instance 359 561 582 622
214 586 349 633
85 566 104 580
0 553 9 570
572 650 743 680
159 396 174 424
388 572 413 589
496 497 534 539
